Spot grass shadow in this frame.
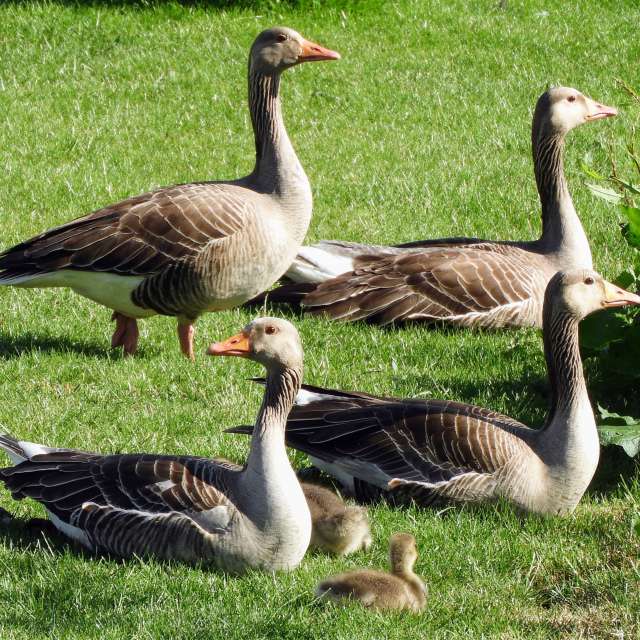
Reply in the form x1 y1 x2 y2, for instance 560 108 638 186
0 509 83 557
0 330 156 360
588 446 639 495
0 330 118 359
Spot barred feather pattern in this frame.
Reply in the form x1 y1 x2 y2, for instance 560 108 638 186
228 386 534 508
0 359 311 570
229 284 598 516
0 449 241 564
0 62 312 324
298 243 554 327
265 92 593 329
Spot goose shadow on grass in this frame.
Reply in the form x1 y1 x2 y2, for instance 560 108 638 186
0 329 157 360
0 509 90 558
0 331 123 360
0 509 216 572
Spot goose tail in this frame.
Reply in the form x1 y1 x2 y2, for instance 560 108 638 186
284 243 358 284
0 434 56 466
0 434 28 465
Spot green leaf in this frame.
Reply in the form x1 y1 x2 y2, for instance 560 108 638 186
597 406 640 457
599 405 639 425
621 205 640 249
581 162 607 181
614 269 638 289
613 177 640 196
579 308 630 352
586 183 622 204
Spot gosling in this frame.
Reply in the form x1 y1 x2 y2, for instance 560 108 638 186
302 482 372 556
315 532 427 612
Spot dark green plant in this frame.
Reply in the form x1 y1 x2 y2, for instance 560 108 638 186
581 80 640 456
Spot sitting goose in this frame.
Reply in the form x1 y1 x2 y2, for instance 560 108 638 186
302 482 372 556
0 317 312 573
230 271 640 515
260 88 616 328
0 28 339 359
315 532 427 612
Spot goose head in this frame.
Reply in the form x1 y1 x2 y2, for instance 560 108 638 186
249 27 340 76
534 87 617 139
389 532 419 574
207 317 303 372
546 269 640 320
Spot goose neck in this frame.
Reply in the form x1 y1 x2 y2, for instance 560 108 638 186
247 68 307 195
532 129 591 268
540 305 593 446
245 365 302 470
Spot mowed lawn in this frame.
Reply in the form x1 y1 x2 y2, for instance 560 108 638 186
0 1 639 638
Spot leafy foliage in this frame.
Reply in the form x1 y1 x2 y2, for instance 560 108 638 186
582 80 640 456
597 406 640 457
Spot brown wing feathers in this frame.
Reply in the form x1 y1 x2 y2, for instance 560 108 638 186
0 183 246 280
0 452 231 524
227 383 530 505
302 247 538 325
259 244 546 327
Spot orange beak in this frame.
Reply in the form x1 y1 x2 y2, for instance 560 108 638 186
207 331 251 357
298 38 341 63
602 280 640 308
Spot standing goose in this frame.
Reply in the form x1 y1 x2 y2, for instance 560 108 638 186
230 271 640 515
0 317 312 573
315 532 427 612
0 28 339 359
260 88 616 328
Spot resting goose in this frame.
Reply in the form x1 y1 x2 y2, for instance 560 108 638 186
302 482 372 556
230 271 640 515
315 532 427 612
261 88 616 328
0 317 312 573
0 28 339 359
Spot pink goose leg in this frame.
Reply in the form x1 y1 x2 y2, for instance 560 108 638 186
177 322 195 361
111 311 140 356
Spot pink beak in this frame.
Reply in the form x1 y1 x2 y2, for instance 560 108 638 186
586 101 618 121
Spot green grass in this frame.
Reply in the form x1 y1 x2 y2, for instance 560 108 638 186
0 1 639 638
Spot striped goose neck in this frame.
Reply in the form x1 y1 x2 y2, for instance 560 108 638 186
254 365 303 438
533 131 566 218
541 304 587 430
531 122 592 267
248 69 304 194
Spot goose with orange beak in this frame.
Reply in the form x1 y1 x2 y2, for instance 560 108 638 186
0 27 339 360
0 317 311 573
229 271 640 516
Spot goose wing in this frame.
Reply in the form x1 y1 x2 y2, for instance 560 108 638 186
298 244 549 327
227 384 532 506
0 182 252 281
0 437 239 549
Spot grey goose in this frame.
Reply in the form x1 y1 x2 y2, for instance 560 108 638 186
230 271 640 515
0 318 312 573
315 532 427 612
259 88 616 328
0 28 339 359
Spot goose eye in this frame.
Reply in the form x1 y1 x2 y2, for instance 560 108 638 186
276 34 287 43
265 325 278 335
584 276 594 285
567 95 577 103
